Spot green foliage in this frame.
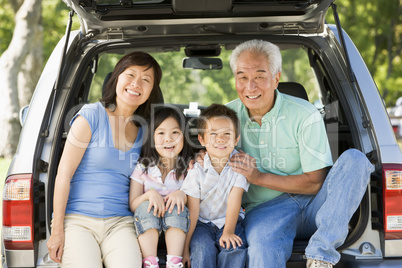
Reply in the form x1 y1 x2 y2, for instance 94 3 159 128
0 0 14 54
0 0 80 69
42 0 81 62
325 0 402 106
153 50 237 106
281 49 319 102
87 47 316 107
1 0 400 107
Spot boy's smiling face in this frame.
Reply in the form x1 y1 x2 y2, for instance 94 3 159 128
198 116 240 160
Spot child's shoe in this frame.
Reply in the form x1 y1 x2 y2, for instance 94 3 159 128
166 257 183 268
143 256 159 268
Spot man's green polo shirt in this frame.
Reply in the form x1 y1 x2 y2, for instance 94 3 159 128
226 90 333 212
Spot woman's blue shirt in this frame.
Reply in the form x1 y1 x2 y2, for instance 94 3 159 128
65 102 143 218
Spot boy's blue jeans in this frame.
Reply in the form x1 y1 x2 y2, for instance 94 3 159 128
242 149 374 267
190 217 247 268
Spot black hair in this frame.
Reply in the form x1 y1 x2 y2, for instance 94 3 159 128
140 106 193 180
100 51 163 124
197 103 240 138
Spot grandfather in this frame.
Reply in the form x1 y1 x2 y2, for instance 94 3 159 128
226 39 374 268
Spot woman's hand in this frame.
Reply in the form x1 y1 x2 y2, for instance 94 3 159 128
164 190 186 214
47 230 65 263
219 231 243 250
147 190 166 217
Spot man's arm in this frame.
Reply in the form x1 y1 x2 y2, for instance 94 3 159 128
229 151 327 195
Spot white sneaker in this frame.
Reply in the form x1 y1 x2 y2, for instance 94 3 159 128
143 261 159 268
306 258 333 268
143 256 159 268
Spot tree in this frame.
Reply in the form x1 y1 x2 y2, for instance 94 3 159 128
0 0 42 158
326 0 402 106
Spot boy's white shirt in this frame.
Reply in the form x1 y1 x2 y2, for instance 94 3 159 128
180 149 249 229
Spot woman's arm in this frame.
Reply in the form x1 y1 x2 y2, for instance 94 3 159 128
183 196 200 268
47 115 92 263
219 186 244 249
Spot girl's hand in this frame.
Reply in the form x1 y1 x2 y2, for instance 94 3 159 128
183 248 191 268
219 232 243 250
47 230 65 263
147 190 166 217
164 190 186 214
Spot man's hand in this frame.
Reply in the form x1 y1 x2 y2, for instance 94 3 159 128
229 150 261 184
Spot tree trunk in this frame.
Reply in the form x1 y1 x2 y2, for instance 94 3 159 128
0 0 42 158
18 20 43 107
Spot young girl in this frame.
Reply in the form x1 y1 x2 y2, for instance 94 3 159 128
129 107 192 268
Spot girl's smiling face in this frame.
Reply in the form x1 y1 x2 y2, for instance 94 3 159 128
154 116 184 161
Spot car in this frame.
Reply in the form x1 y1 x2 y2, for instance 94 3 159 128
3 0 402 267
388 97 402 140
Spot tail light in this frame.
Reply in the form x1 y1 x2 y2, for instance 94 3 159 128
2 174 34 250
382 164 402 239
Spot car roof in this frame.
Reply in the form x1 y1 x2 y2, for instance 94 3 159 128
62 0 334 38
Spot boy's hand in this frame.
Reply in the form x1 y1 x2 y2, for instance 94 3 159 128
164 190 186 214
183 248 191 267
219 232 243 250
147 190 166 217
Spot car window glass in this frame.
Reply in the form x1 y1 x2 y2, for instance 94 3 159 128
87 47 320 106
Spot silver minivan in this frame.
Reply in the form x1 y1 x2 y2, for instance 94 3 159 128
3 0 402 267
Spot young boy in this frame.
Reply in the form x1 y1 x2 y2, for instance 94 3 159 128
181 103 249 268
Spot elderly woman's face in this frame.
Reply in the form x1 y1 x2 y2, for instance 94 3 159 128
115 65 155 109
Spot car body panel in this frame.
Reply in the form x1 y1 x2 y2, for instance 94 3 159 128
62 0 334 37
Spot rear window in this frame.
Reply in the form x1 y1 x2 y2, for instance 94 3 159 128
96 0 163 4
88 46 320 107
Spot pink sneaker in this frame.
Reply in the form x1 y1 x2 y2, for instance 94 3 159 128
143 256 159 268
166 257 183 268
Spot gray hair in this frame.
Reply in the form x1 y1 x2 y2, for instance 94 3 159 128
229 40 282 77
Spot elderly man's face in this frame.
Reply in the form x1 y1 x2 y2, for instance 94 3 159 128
234 51 280 121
